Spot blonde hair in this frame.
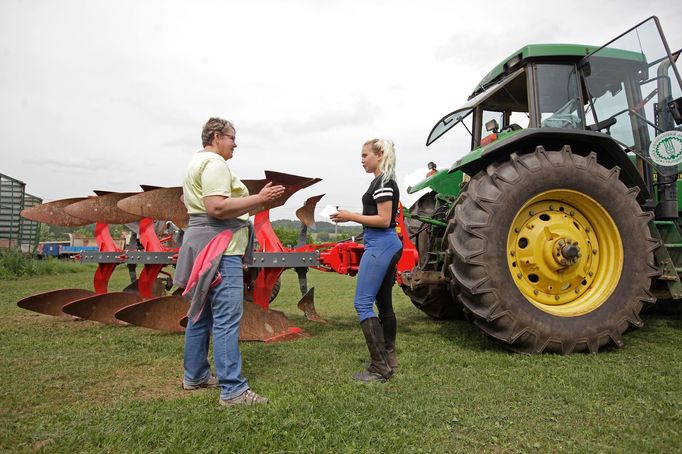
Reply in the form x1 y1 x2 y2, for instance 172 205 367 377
364 138 396 186
201 117 235 147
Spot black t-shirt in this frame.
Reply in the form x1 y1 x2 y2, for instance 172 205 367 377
362 175 400 228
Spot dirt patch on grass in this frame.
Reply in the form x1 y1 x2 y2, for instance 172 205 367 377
1 312 102 331
31 438 54 451
83 361 189 403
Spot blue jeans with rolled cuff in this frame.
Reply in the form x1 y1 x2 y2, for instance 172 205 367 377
183 255 249 400
353 227 403 321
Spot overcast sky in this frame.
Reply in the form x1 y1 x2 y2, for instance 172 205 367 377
2 0 681 222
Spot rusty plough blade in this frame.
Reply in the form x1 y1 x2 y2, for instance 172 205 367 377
115 295 188 333
262 170 321 211
239 300 308 342
62 292 144 325
116 186 189 229
296 194 325 227
297 288 326 323
121 278 168 297
292 194 326 321
17 289 96 317
20 197 92 226
63 191 142 224
114 292 311 342
242 172 321 214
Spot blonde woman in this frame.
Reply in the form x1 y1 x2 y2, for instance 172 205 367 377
330 138 403 382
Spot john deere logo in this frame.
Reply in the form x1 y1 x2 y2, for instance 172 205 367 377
650 131 682 166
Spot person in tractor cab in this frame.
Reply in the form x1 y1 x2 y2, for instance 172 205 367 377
426 161 437 177
330 138 403 382
174 117 285 407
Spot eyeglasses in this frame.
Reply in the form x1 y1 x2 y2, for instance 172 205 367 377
219 132 236 141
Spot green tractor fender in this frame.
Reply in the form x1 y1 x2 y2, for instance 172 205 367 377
407 168 463 197
449 128 650 201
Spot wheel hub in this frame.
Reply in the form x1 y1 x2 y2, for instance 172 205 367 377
507 189 622 317
552 238 581 267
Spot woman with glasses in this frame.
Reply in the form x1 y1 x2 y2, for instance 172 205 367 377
175 117 284 406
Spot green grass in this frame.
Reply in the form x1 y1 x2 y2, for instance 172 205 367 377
0 250 96 280
1 268 681 453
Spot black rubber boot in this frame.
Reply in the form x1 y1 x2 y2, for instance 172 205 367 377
353 317 393 382
381 314 398 369
362 314 398 371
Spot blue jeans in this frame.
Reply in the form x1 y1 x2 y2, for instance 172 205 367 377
183 255 248 400
354 228 403 321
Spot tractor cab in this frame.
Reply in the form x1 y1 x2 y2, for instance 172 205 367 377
426 18 682 187
427 45 594 150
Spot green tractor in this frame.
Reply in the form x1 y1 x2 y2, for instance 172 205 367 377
401 16 682 354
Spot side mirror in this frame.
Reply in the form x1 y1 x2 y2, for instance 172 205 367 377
485 119 499 133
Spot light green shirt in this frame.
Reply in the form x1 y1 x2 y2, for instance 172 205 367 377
182 151 249 255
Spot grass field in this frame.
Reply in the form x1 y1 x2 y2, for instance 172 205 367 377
1 266 681 453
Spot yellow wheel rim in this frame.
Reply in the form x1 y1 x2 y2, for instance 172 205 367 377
506 189 623 317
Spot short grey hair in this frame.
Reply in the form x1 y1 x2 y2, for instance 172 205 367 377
201 117 235 147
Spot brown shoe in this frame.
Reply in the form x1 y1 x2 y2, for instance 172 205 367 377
182 374 219 390
219 389 268 407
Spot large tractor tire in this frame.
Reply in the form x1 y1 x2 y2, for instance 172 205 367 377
448 146 659 354
402 192 461 319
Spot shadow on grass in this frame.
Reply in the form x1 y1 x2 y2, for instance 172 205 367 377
643 299 682 318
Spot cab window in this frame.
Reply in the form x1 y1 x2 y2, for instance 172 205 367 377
475 69 529 147
536 64 583 129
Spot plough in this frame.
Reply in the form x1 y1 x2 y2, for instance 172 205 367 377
18 171 419 342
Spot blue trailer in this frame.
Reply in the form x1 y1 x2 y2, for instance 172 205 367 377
37 241 98 258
